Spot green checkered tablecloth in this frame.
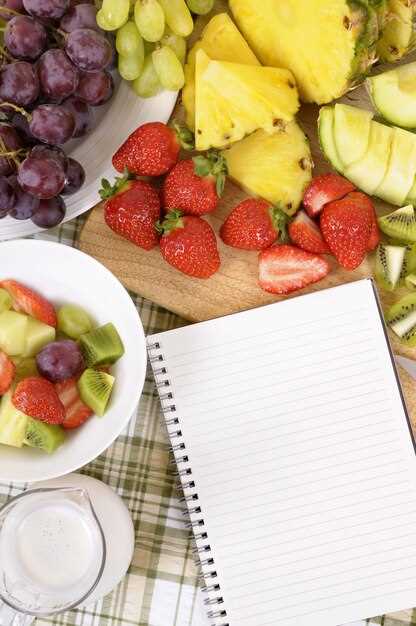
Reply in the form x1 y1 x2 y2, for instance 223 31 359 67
0 216 416 626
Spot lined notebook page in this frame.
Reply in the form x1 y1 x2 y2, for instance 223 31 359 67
148 279 416 626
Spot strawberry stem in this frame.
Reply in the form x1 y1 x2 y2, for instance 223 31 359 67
156 209 184 235
192 150 228 197
99 169 130 200
270 206 290 243
171 121 194 151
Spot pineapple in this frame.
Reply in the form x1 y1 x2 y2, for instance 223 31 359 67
194 50 299 151
183 13 260 129
222 122 312 216
377 0 416 63
229 0 379 104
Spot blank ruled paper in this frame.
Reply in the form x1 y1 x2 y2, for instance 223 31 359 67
148 280 416 626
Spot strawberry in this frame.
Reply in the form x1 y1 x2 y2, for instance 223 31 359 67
112 121 194 177
0 280 57 327
343 191 380 251
0 351 15 395
288 211 330 254
12 377 65 425
303 173 356 218
55 378 93 429
220 198 289 250
259 245 330 295
100 173 160 251
320 194 373 270
158 210 220 278
162 152 228 216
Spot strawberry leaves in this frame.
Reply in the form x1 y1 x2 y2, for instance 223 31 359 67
193 151 228 197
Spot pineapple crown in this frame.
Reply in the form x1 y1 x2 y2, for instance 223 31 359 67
193 150 228 197
171 121 195 151
99 169 131 200
270 206 290 242
156 209 184 236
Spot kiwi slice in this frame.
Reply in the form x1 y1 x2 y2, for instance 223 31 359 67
80 323 124 367
24 417 65 454
378 205 416 243
406 274 416 290
78 368 115 416
375 243 406 291
386 294 416 346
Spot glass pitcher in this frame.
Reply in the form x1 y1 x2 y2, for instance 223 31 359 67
0 487 106 626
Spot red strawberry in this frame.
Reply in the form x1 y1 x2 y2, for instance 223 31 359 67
220 198 289 250
303 173 356 218
100 174 160 251
112 121 194 177
343 191 380 251
320 194 373 270
0 351 15 395
55 378 93 429
288 211 330 254
0 280 57 327
259 245 330 295
162 152 228 216
158 211 220 278
12 377 65 424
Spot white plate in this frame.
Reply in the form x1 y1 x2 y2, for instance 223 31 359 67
0 239 147 483
0 82 178 241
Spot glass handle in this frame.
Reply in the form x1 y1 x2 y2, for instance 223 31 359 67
0 603 34 626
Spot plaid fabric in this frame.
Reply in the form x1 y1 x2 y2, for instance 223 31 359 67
0 216 415 626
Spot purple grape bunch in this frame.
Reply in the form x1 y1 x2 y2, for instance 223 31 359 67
0 0 115 229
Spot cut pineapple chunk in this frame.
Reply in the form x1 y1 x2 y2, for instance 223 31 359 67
377 0 416 63
183 13 259 129
229 0 379 104
318 107 344 173
222 122 312 215
194 50 299 151
375 127 416 205
368 61 416 128
333 104 373 168
345 121 393 195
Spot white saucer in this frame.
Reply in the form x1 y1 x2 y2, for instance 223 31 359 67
34 473 135 607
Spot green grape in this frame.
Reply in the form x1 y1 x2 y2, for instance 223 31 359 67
158 0 193 37
0 289 12 314
161 28 186 65
58 305 94 340
152 45 185 91
96 9 113 31
116 20 144 57
186 0 214 14
99 0 129 30
134 0 165 42
133 54 162 97
118 52 144 80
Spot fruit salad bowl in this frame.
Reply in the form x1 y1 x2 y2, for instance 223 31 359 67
0 239 146 483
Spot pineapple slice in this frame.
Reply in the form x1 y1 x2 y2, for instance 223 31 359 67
222 122 312 216
194 50 299 151
377 0 416 63
183 13 259 129
229 0 379 104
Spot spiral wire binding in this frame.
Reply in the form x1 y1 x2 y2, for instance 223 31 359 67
148 341 229 626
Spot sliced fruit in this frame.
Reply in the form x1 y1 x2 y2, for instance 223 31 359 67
343 191 380 252
194 49 299 151
24 417 65 454
229 0 379 104
377 0 416 63
302 173 356 218
367 61 416 128
0 288 12 314
0 351 15 395
386 293 416 346
288 211 330 254
78 368 115 417
80 322 125 367
407 176 416 206
318 106 344 173
375 127 416 205
405 273 416 290
0 391 28 448
23 317 56 358
57 304 94 340
14 357 38 383
12 377 65 425
375 243 406 291
406 242 416 273
258 244 330 295
378 205 416 242
333 103 374 168
0 280 57 327
183 12 260 129
55 378 93 429
0 311 28 356
223 123 312 216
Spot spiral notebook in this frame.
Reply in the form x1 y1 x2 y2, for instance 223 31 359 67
147 279 416 626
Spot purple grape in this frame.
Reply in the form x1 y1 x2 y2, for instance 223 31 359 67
65 28 112 72
62 96 90 138
69 0 93 5
18 153 65 198
0 175 15 217
38 49 79 102
60 4 98 32
30 104 75 145
36 339 83 382
75 70 113 106
5 16 46 60
31 144 67 169
11 111 36 144
23 0 69 19
0 123 23 176
0 62 39 107
0 0 25 21
62 157 84 195
8 174 38 219
31 195 65 228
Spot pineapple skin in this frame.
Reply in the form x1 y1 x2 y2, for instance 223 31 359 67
222 123 313 216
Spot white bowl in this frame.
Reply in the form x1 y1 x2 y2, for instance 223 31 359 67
0 240 147 483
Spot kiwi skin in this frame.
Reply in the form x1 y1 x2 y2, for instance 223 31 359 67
386 293 416 347
80 323 125 367
24 418 65 454
78 368 115 417
378 205 416 243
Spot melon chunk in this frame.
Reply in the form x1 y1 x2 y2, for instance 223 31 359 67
23 317 56 358
0 311 28 356
375 127 416 205
333 104 373 168
0 391 28 448
345 121 393 195
368 61 416 129
318 107 343 172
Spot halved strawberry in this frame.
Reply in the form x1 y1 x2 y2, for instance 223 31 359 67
258 245 331 295
55 378 93 429
0 280 57 327
288 211 330 254
343 191 380 251
12 377 65 424
0 351 15 395
303 173 356 218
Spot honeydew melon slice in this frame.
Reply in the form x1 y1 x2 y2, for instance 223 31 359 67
368 62 416 128
375 126 416 205
318 106 344 172
333 103 374 168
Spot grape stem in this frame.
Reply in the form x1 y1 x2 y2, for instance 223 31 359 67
0 137 27 168
0 103 31 121
0 46 13 62
0 7 21 17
